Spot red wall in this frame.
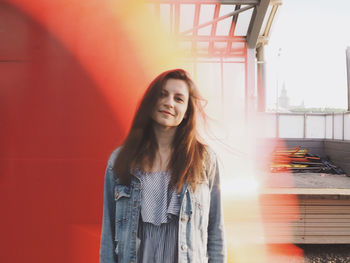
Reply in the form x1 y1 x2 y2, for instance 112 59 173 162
0 2 149 262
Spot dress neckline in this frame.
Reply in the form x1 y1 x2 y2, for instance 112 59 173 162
140 170 169 175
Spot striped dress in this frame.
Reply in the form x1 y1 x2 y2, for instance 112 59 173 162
134 170 180 263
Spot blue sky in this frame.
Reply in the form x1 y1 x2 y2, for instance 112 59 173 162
265 0 350 109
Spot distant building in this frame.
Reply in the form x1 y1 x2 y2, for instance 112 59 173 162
278 83 290 109
274 84 305 112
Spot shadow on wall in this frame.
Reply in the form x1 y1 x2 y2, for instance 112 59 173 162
0 2 141 263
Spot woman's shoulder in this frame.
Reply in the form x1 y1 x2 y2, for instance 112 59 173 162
202 144 217 166
107 146 123 168
201 145 220 189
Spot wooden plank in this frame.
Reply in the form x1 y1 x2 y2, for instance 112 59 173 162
265 224 350 231
265 206 350 213
257 195 350 243
297 217 350 224
303 230 350 235
262 216 302 222
261 188 350 195
290 236 350 244
290 222 350 227
300 199 350 205
303 214 350 219
302 236 350 244
324 141 350 153
261 206 303 213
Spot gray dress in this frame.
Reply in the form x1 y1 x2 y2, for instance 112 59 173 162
134 170 180 263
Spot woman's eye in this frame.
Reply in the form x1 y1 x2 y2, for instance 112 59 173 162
160 92 166 98
176 97 184 102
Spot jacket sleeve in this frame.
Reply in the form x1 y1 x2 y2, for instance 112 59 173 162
207 154 227 263
99 162 117 263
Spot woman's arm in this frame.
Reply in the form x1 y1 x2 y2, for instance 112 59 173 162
100 161 117 263
207 155 226 263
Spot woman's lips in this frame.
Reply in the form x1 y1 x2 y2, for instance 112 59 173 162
160 110 174 116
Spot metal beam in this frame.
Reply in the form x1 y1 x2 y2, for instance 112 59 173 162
174 1 180 34
180 5 254 36
147 0 259 5
183 58 245 63
246 0 270 48
186 52 246 59
245 47 256 114
256 45 266 112
209 4 220 55
346 47 350 111
257 2 281 47
197 47 246 53
181 35 245 41
262 3 279 37
226 4 240 55
170 3 174 33
192 3 200 53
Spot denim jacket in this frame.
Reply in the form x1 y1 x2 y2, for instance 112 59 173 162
100 147 226 263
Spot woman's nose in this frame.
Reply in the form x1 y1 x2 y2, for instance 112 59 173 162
163 96 174 108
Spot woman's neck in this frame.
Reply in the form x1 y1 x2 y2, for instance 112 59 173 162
148 123 176 172
153 123 176 152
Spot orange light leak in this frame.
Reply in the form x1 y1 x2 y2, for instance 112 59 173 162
7 0 186 136
4 0 304 262
211 111 304 263
195 54 304 261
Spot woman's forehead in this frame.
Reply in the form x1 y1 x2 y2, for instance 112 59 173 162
162 78 189 97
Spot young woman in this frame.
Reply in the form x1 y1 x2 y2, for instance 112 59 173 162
100 69 226 263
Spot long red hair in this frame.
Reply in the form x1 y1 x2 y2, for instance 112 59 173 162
113 69 208 192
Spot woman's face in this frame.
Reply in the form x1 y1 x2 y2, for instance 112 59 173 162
152 78 190 129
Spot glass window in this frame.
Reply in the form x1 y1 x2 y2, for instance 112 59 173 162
235 6 254 36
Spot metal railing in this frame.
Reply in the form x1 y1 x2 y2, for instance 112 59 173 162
260 111 350 140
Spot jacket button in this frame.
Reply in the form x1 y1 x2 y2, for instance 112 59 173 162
115 191 119 198
181 244 187 251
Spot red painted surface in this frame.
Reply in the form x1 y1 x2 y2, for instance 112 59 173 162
0 2 152 262
70 224 101 263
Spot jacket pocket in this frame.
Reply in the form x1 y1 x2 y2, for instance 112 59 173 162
114 184 131 201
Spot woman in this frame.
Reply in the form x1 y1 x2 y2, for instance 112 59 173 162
100 69 226 263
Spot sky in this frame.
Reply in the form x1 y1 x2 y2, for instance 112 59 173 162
265 0 350 109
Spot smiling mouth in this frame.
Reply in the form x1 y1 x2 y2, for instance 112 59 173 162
160 110 174 116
